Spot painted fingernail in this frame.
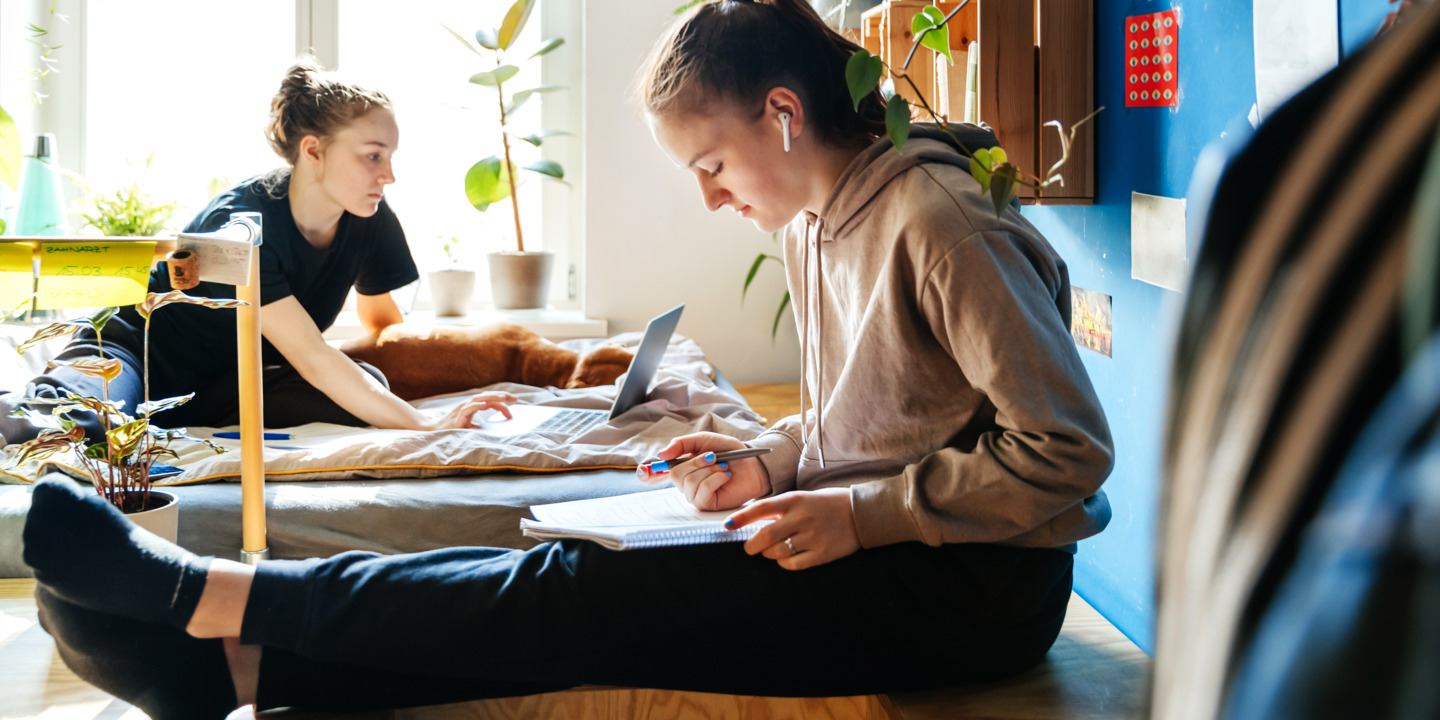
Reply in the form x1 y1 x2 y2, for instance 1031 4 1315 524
725 471 732 477
704 452 715 463
719 462 728 469
724 518 734 527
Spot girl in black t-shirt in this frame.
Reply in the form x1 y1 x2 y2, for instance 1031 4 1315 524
0 59 515 444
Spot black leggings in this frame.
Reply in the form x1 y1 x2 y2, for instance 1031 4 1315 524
240 540 1073 710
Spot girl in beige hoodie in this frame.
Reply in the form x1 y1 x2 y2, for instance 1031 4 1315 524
641 0 1113 570
18 1 1116 715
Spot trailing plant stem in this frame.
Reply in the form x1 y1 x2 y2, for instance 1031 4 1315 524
901 0 972 72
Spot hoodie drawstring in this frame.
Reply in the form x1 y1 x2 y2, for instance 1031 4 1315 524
799 216 826 470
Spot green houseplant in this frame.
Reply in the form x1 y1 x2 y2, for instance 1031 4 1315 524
428 234 477 317
446 0 568 310
4 292 243 537
78 156 179 237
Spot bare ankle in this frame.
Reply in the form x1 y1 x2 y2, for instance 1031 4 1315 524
186 559 257 638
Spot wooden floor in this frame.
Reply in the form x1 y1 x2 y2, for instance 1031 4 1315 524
0 383 1150 719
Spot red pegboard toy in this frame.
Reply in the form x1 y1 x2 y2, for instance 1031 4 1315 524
1125 10 1179 107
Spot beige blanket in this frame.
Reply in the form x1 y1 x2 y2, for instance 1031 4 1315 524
5 333 767 485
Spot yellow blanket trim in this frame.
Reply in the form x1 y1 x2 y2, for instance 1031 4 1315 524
4 462 639 486
162 462 639 486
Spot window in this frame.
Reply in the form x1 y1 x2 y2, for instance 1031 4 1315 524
68 0 581 311
83 1 296 224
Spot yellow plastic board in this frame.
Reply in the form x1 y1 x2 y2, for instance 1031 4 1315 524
0 243 34 314
35 241 155 310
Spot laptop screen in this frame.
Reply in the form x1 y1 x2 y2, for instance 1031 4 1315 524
608 304 684 420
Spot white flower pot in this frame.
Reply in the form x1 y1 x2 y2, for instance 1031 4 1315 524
126 490 179 543
487 251 554 310
428 269 477 318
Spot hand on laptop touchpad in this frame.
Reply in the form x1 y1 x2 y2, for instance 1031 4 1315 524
475 409 510 424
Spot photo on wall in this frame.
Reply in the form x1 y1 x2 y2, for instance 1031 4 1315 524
1070 287 1113 358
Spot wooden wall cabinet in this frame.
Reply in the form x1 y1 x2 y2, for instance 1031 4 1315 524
856 0 1094 204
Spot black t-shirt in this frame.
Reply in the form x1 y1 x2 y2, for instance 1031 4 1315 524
128 174 418 395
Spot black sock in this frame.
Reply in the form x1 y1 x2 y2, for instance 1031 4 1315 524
23 475 211 631
35 585 238 720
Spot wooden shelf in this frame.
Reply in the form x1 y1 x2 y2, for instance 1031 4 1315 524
857 0 1095 204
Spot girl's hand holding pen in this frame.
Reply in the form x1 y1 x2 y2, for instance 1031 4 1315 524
639 431 771 512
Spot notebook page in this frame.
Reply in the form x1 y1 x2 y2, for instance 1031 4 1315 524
530 488 732 527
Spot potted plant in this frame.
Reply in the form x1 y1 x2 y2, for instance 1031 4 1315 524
447 0 568 310
429 235 477 317
3 292 244 541
77 155 179 237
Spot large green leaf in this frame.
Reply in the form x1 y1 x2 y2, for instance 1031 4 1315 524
503 94 535 117
465 156 513 212
510 84 565 107
48 357 123 383
772 292 792 340
742 254 767 304
441 24 484 55
845 50 884 111
107 418 150 461
969 156 992 193
885 96 912 154
529 37 564 60
989 164 1019 217
475 27 500 50
506 128 572 147
498 0 538 50
521 159 565 182
470 65 520 87
87 306 117 334
136 393 193 417
136 291 247 321
18 320 85 354
0 106 20 192
912 7 954 65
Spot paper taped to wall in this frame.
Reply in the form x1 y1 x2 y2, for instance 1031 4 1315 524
1131 192 1188 292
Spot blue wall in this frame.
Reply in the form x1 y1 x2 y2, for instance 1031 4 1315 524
1023 0 1387 654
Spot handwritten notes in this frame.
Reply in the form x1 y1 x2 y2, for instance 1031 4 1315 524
0 243 35 314
177 232 252 286
36 241 155 309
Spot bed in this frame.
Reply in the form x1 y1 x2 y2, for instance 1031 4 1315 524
0 325 766 578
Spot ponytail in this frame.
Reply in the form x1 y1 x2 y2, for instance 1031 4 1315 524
637 0 886 147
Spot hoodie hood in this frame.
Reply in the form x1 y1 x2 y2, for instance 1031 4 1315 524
817 123 1005 236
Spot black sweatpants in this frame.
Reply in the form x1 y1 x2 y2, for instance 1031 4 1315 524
241 539 1073 711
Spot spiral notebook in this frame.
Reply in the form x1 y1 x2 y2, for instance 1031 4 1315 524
520 487 770 550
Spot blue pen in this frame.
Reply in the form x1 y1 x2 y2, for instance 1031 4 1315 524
638 447 770 477
214 431 293 440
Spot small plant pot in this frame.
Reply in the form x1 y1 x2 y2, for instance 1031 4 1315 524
428 269 477 318
487 251 554 310
125 490 179 543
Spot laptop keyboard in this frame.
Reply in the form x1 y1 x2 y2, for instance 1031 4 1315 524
533 409 607 436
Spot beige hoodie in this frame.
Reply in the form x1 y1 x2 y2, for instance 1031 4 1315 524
749 126 1114 551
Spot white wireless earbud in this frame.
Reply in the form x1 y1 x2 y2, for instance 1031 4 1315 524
779 112 792 153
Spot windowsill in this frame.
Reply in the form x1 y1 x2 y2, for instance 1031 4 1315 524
324 308 609 342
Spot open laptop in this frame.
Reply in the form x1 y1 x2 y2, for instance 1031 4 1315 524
468 304 684 440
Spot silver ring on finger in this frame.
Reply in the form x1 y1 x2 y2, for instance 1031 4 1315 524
783 537 798 556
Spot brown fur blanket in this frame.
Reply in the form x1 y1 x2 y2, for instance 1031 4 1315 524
340 323 634 401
